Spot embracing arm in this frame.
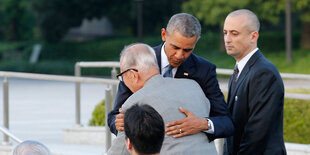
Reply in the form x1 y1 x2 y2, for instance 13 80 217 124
107 81 133 135
165 64 234 141
203 64 234 140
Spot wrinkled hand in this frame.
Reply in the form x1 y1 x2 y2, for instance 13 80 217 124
165 107 208 138
115 108 124 131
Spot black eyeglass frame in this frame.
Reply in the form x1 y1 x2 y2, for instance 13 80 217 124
116 68 138 81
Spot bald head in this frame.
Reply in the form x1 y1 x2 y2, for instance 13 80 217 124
223 9 260 62
120 43 159 76
13 140 51 155
227 9 260 33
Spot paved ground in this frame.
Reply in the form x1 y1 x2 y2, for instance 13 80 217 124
0 77 309 154
0 78 107 153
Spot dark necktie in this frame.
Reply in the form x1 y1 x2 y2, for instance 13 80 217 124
230 65 239 92
163 65 173 78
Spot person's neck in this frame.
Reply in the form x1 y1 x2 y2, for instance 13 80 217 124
133 152 159 155
130 148 160 155
236 46 257 62
143 70 160 84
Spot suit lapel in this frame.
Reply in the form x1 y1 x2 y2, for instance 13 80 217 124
175 54 195 78
227 75 233 106
228 50 262 108
153 43 163 73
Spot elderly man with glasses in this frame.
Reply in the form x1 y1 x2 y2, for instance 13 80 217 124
108 43 218 155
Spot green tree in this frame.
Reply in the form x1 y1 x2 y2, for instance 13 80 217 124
31 0 185 42
0 0 35 41
183 0 310 50
183 0 284 50
182 0 248 51
293 0 310 49
31 0 110 42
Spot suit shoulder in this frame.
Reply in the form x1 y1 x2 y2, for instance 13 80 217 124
122 91 144 111
248 58 282 86
153 44 163 52
253 56 280 75
186 54 216 76
174 78 201 89
190 53 216 67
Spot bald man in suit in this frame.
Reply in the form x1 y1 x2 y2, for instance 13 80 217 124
223 9 286 155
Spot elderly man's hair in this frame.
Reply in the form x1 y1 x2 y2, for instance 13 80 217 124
13 140 51 155
120 43 158 75
166 13 201 38
227 9 260 32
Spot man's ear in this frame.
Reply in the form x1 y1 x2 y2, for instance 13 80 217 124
126 138 133 151
196 35 201 42
161 28 167 42
251 31 259 43
130 70 139 83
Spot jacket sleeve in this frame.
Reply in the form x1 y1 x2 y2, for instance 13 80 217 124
238 68 284 154
202 64 234 140
107 81 133 135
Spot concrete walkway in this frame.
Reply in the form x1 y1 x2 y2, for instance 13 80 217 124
0 78 107 154
0 77 309 154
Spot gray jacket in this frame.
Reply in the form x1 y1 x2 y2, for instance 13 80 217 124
108 75 217 155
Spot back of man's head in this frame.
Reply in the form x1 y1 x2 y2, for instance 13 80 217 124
124 104 165 155
13 140 51 155
166 13 201 38
120 43 158 77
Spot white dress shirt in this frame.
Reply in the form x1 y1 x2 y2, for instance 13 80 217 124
235 48 259 79
161 43 177 77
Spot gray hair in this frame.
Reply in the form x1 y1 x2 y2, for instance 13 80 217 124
13 140 51 155
120 43 158 76
166 13 201 37
227 9 260 32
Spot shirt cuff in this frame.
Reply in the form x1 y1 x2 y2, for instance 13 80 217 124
203 119 214 134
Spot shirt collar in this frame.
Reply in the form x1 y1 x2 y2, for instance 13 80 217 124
160 43 178 77
161 43 169 70
236 48 258 76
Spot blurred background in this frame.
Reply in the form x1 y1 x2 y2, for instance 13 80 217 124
0 0 309 145
0 0 309 75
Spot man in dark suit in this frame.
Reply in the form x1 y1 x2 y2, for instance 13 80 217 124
108 13 234 141
223 9 286 154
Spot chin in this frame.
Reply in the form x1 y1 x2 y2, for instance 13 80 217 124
227 51 235 56
172 62 182 67
171 64 180 67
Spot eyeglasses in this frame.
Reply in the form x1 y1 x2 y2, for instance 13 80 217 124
116 68 138 81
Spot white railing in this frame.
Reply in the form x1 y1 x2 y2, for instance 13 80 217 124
1 61 309 152
74 62 310 101
75 62 119 120
285 143 310 154
216 68 310 80
75 61 310 153
0 126 22 145
216 68 310 100
0 71 119 150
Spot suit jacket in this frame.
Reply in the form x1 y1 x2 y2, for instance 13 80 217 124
108 43 234 141
226 50 286 155
108 75 218 155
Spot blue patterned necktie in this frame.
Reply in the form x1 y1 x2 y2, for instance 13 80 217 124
163 65 173 78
